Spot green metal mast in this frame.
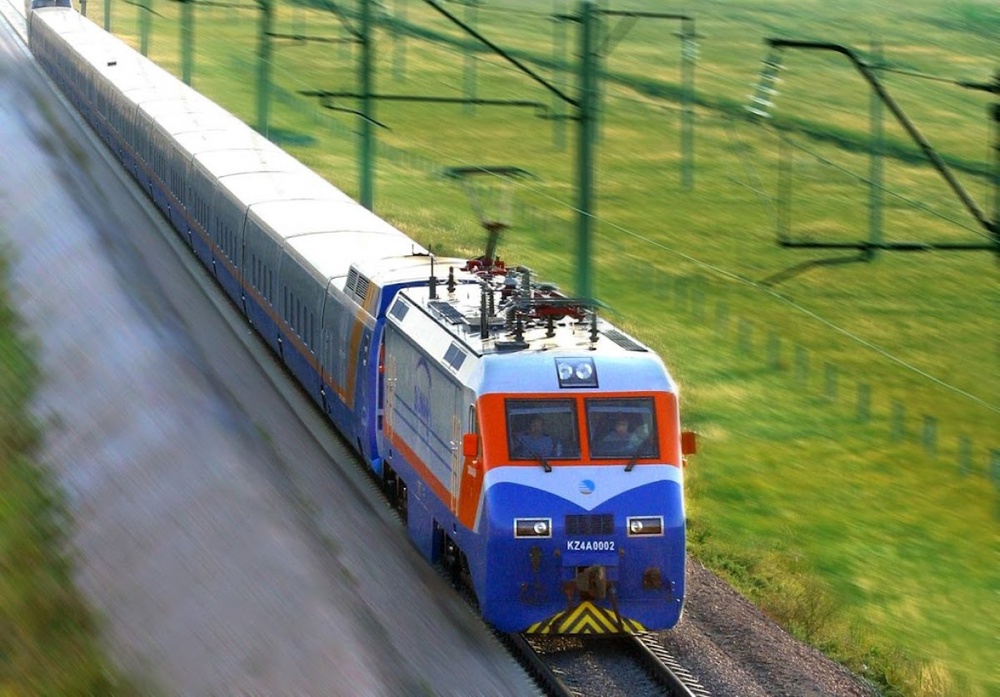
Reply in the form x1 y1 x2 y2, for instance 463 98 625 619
181 0 194 85
867 40 884 259
680 17 695 190
576 0 599 302
360 0 375 210
551 0 567 150
139 0 151 56
463 0 478 115
256 0 273 135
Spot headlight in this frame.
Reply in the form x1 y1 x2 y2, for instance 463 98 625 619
514 518 552 538
554 357 598 388
627 516 664 536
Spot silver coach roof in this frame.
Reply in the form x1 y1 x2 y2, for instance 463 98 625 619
40 10 121 65
147 107 245 138
193 147 308 179
171 126 272 159
286 230 426 284
249 198 403 238
212 170 354 207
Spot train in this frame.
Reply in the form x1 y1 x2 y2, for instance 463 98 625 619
25 2 696 634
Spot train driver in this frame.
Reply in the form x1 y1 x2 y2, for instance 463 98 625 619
514 415 560 458
603 417 633 445
594 416 649 456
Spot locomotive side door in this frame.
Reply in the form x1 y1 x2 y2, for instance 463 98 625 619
449 409 461 514
383 350 396 436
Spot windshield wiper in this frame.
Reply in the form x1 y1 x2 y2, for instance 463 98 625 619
526 447 552 472
624 437 650 472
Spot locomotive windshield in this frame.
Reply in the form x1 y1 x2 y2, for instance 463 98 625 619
586 397 659 459
505 396 660 461
506 399 581 460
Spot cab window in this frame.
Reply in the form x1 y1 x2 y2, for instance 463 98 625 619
506 399 580 460
586 397 658 459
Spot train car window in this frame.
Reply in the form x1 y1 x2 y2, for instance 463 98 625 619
586 397 659 459
505 399 580 461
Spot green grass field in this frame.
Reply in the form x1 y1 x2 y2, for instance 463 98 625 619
59 0 1000 694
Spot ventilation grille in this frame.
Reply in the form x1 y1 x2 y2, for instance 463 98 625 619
354 274 370 304
603 329 647 352
565 514 614 536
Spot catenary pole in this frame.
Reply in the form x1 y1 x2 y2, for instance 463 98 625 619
576 0 598 301
360 0 375 209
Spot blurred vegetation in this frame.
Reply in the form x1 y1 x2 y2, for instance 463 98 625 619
0 252 131 695
69 0 1000 694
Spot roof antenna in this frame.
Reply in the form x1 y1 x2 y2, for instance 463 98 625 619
429 254 438 299
480 283 490 340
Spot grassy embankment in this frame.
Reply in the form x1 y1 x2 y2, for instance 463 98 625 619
0 252 128 694
86 0 1000 694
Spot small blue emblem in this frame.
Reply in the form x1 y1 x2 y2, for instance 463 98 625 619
579 479 595 495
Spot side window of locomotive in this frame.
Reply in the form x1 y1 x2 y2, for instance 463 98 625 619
586 397 659 459
505 399 580 461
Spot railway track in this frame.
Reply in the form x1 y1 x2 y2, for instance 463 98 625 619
511 631 711 697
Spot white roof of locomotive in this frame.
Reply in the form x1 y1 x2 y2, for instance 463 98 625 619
383 272 676 394
384 264 653 356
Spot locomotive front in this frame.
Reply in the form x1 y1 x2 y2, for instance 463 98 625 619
469 350 691 634
380 263 694 635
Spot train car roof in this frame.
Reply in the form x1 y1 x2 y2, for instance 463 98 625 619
137 91 228 124
33 6 95 38
36 10 124 66
285 231 428 285
248 198 403 238
193 147 306 178
144 104 240 135
115 64 188 101
170 126 271 159
355 254 451 284
210 170 354 207
118 84 190 110
35 14 164 100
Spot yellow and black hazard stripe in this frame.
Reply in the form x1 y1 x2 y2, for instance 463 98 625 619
525 601 646 634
